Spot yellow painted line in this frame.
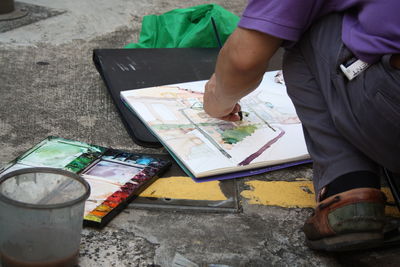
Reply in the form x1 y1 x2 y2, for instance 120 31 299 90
241 180 400 217
241 181 316 208
139 176 227 201
138 177 400 217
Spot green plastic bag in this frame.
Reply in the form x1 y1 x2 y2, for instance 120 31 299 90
125 4 239 49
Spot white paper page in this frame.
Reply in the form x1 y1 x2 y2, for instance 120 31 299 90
121 71 309 177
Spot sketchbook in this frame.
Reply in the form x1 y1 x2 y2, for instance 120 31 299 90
120 70 310 179
0 137 171 227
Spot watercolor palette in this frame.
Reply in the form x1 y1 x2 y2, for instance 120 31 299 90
0 137 171 227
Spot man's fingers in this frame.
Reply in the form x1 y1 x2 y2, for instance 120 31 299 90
232 103 241 113
220 113 241 121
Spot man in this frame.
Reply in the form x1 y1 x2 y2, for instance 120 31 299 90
203 1 400 251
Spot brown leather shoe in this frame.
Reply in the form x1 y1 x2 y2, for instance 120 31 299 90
303 188 386 251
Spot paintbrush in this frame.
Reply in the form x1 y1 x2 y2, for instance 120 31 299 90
211 17 223 49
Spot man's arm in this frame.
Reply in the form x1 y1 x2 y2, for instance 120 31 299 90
203 27 282 121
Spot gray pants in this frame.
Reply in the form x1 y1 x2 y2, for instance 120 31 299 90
283 13 400 193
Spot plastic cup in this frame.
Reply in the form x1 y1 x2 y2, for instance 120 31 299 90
0 168 90 267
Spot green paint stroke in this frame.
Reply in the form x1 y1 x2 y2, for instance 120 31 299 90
222 125 257 144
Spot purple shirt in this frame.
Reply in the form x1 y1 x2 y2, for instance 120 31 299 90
238 0 400 64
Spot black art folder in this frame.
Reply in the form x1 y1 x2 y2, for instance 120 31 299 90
93 48 219 148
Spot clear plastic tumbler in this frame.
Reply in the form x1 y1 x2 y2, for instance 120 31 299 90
0 168 90 267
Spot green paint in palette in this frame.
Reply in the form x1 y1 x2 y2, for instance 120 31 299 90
18 137 104 169
19 142 86 168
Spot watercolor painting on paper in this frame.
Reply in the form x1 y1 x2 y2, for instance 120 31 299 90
121 70 309 178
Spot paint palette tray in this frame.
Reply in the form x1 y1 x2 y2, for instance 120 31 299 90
0 136 171 227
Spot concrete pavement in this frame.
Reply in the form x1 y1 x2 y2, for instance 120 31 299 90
1 1 399 266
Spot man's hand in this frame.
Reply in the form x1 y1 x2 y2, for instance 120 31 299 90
204 74 242 121
202 27 282 121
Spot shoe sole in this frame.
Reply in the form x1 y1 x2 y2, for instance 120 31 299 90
306 232 384 252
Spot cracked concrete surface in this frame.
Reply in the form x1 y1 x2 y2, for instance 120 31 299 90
1 0 399 266
80 228 158 266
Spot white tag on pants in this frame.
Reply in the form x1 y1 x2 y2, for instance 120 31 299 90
340 59 370 80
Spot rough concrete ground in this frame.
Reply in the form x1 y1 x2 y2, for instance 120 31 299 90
1 0 399 266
